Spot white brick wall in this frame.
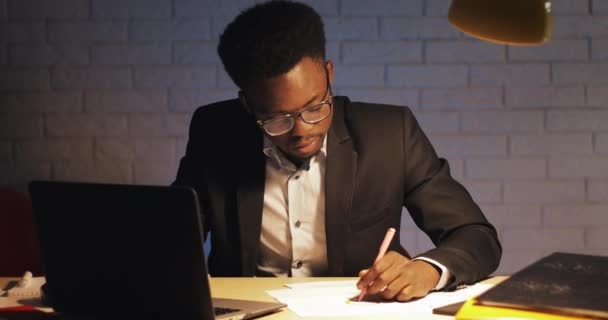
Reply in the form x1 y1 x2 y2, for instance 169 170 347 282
2 0 607 275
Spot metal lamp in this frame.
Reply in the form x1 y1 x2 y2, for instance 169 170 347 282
448 0 552 45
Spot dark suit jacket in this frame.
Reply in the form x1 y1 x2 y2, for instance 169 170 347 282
174 96 501 290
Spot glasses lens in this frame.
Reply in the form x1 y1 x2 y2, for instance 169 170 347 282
301 102 331 123
263 117 294 136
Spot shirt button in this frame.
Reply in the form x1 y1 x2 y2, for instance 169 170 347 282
294 175 300 180
295 220 301 228
294 260 303 269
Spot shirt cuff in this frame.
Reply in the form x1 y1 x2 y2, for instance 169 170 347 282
412 256 452 290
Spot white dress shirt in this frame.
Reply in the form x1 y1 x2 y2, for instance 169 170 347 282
256 135 452 290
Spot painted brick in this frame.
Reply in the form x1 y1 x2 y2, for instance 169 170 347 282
324 17 378 40
466 158 546 180
462 111 543 133
547 111 608 131
421 88 502 109
134 138 176 164
92 0 171 18
549 157 608 178
85 90 167 113
445 157 464 181
544 205 608 226
506 86 585 108
335 88 419 108
135 66 216 89
1 92 82 113
588 180 608 202
0 68 49 90
46 115 128 137
326 41 340 62
387 65 467 87
552 16 608 38
429 135 507 157
341 0 422 16
10 45 89 66
425 0 449 16
298 0 339 15
0 0 5 18
2 22 46 43
592 39 608 61
471 64 550 86
1 163 51 190
426 40 505 63
332 65 384 87
553 63 608 85
49 22 127 44
129 114 189 138
588 86 608 107
92 44 171 65
411 111 459 133
174 0 254 18
0 115 42 138
398 226 419 254
54 161 132 184
9 0 89 18
509 39 588 62
169 89 237 112
173 41 220 65
0 141 10 164
381 17 459 40
510 134 593 155
95 139 135 161
217 69 238 89
342 41 422 64
502 228 585 249
551 0 590 14
480 205 542 227
595 0 608 14
130 19 211 41
598 134 608 154
495 250 546 275
15 139 93 161
504 181 585 204
52 67 132 89
415 231 436 253
586 228 608 248
459 180 502 204
134 161 178 185
176 138 188 159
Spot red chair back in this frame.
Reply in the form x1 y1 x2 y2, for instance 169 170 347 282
0 188 44 276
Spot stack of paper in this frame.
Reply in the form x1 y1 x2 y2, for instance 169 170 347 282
266 280 493 318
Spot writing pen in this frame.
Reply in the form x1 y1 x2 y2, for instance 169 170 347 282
357 227 396 301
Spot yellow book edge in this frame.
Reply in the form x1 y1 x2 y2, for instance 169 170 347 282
455 298 589 320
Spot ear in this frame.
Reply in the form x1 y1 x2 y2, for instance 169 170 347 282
325 60 335 87
238 90 252 114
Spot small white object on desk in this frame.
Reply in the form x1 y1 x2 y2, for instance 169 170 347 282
7 272 46 298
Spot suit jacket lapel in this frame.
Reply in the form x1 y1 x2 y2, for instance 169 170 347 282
325 97 357 276
236 117 265 276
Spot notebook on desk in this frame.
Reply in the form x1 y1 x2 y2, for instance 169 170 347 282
28 180 285 320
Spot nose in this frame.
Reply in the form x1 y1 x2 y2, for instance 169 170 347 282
289 116 313 137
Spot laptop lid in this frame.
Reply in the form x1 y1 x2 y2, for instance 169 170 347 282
28 181 284 319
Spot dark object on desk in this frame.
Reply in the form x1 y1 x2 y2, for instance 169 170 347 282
476 252 608 319
432 301 465 316
29 181 285 320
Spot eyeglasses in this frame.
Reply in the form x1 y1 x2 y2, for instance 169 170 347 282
254 65 333 136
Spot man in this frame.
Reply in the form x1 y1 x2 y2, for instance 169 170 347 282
174 1 501 301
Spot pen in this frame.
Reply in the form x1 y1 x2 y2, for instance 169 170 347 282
17 271 33 288
357 227 396 301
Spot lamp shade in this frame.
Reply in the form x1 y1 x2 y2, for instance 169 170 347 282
448 0 552 45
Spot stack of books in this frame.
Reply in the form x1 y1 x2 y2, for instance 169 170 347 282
456 252 608 320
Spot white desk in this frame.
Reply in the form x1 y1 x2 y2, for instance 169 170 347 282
1 276 506 319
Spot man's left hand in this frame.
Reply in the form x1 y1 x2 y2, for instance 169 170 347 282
356 251 440 301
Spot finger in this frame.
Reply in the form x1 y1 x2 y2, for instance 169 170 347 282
356 253 395 290
396 284 417 302
358 269 368 278
367 263 400 294
380 272 412 300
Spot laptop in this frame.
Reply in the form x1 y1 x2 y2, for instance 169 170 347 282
28 180 285 319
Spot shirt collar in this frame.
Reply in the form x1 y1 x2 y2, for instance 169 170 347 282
263 135 327 171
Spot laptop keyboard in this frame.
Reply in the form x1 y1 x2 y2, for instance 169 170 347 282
214 307 241 316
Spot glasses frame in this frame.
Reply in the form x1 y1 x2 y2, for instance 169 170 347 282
254 64 333 137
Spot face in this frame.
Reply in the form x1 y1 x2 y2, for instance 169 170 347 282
241 57 334 164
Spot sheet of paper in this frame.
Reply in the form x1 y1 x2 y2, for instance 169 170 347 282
267 280 492 317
